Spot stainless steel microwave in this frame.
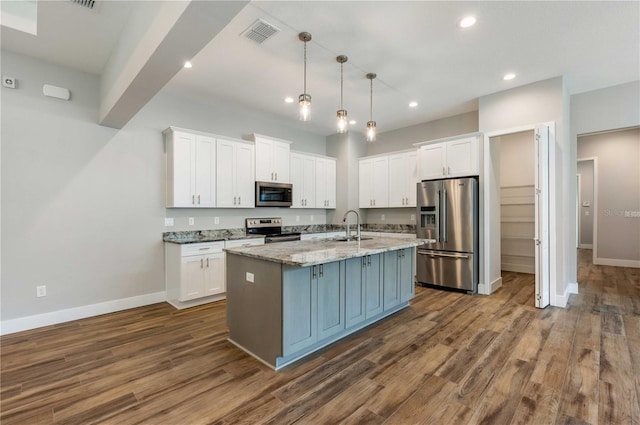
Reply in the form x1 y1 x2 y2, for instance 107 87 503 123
255 181 293 207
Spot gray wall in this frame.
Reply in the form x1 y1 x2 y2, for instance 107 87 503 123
498 130 535 187
577 160 594 246
365 111 478 156
577 128 640 261
0 50 327 322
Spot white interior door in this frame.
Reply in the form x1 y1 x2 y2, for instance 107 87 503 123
534 125 550 308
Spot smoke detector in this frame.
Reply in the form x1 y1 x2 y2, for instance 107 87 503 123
241 18 280 44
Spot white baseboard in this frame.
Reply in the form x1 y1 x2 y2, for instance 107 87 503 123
552 281 579 308
478 276 503 295
501 264 535 274
594 257 640 268
578 244 593 249
167 294 226 310
567 282 579 295
0 292 166 336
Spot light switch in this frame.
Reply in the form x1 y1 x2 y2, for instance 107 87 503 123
164 217 174 226
585 211 589 216
214 216 220 225
188 217 195 226
246 272 254 283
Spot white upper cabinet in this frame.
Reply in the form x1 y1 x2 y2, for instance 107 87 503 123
164 128 216 208
216 138 255 208
290 152 316 208
359 156 389 208
316 157 336 209
252 134 291 183
388 150 418 207
417 135 479 180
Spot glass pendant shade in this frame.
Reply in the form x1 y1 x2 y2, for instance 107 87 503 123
366 120 376 142
337 109 348 133
299 93 311 121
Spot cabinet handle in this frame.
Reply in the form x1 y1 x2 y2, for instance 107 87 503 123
192 195 195 205
206 258 210 267
362 257 366 268
443 166 446 175
198 195 201 204
238 196 241 205
275 172 278 181
368 255 372 266
198 247 210 251
233 196 237 205
312 265 317 279
373 199 376 206
319 264 324 277
448 166 451 175
200 258 203 268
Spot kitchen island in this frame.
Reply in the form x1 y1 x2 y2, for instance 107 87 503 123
224 236 428 369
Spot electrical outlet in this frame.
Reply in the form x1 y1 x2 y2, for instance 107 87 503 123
164 217 174 226
188 217 195 226
246 272 254 283
36 285 46 297
410 214 415 221
381 214 386 221
310 215 314 222
296 216 300 222
214 216 219 225
2 76 16 89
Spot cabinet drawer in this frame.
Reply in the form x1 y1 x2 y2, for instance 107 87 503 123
181 242 224 256
224 238 265 249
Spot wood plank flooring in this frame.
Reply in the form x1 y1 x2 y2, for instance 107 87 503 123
2 249 638 424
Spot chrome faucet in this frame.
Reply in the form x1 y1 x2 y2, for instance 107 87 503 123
342 209 361 241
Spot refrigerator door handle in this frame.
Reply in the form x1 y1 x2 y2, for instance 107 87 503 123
436 189 441 242
418 251 469 259
442 188 447 242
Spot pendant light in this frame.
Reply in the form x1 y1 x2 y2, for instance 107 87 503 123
336 55 348 133
298 32 312 121
366 73 377 142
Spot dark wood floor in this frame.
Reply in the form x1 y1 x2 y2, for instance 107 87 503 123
1 249 639 424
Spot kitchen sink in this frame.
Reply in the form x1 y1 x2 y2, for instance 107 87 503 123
332 237 373 242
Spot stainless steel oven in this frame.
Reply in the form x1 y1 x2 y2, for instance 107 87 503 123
255 182 293 207
246 217 300 243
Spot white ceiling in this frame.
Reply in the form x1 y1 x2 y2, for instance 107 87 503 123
2 1 639 136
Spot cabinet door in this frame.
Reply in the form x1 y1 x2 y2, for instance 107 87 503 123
324 158 336 208
383 251 401 310
168 131 196 207
254 138 274 182
372 156 389 207
290 154 304 208
216 140 236 208
180 256 205 301
283 266 317 355
405 150 418 207
204 253 225 296
302 156 316 208
399 248 415 302
316 158 335 208
316 262 344 340
388 153 406 207
364 254 383 319
359 159 373 208
195 135 216 207
235 143 255 208
272 141 290 183
447 137 478 177
419 143 446 180
345 257 366 327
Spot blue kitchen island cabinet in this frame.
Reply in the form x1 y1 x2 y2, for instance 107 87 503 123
225 237 427 370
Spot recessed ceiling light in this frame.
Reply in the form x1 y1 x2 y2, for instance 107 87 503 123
503 73 516 81
409 101 418 108
349 120 357 125
183 61 193 69
458 16 476 28
284 97 294 103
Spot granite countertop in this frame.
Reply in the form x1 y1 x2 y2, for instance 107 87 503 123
163 229 265 244
224 236 433 267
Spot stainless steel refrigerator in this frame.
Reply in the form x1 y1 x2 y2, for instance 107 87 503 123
416 177 478 293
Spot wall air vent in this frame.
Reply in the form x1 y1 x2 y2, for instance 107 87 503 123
241 18 280 44
69 0 100 11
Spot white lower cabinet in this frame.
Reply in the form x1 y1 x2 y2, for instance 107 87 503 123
165 238 264 309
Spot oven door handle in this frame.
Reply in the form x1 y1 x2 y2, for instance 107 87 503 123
418 251 469 259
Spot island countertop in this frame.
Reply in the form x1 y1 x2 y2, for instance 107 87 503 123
224 236 433 267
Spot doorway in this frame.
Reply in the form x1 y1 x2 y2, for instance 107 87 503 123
482 123 553 308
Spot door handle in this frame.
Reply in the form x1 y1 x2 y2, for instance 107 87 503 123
442 189 447 242
418 251 469 259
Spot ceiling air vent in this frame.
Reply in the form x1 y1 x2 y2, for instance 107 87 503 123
69 0 100 11
241 19 280 44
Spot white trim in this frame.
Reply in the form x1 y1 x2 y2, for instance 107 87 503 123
567 282 579 294
552 284 571 308
594 258 640 268
576 173 581 248
478 276 503 295
413 131 483 147
0 292 166 335
167 293 226 310
579 244 593 249
502 264 535 274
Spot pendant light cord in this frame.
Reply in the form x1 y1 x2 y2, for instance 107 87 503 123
369 78 373 120
340 62 344 109
303 40 307 95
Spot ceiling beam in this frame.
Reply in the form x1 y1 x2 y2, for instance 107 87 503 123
99 1 249 129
